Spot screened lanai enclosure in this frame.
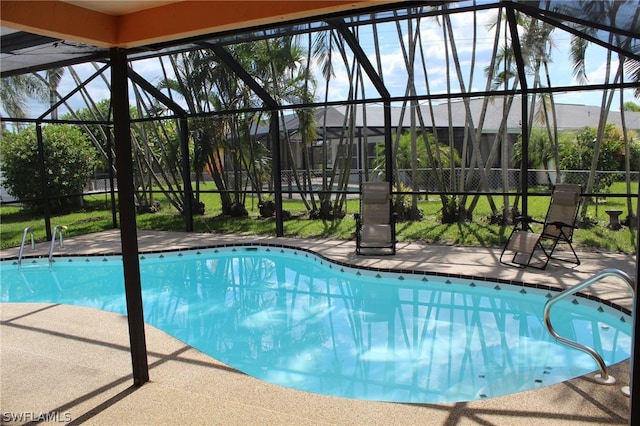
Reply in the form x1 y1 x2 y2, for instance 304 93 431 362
2 0 640 236
1 0 640 409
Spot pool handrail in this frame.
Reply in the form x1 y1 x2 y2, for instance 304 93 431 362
543 268 635 392
17 227 35 266
49 225 68 263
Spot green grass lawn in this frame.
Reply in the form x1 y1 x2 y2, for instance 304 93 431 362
1 182 637 254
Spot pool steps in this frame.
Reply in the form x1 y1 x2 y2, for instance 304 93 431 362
48 225 67 264
17 227 35 266
543 268 635 397
18 225 68 268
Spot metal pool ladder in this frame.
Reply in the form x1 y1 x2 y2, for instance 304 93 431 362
543 268 635 396
17 227 35 266
48 225 67 264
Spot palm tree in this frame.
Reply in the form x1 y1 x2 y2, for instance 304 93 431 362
482 9 559 221
414 9 449 206
160 48 243 215
0 74 47 121
372 132 459 181
261 36 315 213
307 28 359 219
275 28 319 217
46 68 64 120
442 4 498 220
159 37 311 217
567 0 630 222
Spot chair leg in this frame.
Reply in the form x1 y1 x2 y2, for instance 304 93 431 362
499 246 512 266
565 243 581 265
548 242 580 265
543 230 580 266
500 234 551 270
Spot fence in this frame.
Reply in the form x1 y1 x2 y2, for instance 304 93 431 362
82 168 639 198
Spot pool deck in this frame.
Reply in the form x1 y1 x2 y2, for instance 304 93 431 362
1 229 636 425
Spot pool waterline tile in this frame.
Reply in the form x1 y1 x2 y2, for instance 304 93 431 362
1 244 636 402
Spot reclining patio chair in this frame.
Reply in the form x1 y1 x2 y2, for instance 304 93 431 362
355 181 397 255
500 184 582 269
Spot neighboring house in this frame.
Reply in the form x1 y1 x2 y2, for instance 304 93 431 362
256 98 640 171
0 169 18 204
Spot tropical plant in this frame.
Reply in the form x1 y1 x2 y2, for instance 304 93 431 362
0 74 47 121
158 37 311 218
484 8 561 222
373 132 459 184
45 68 65 120
565 0 639 221
559 124 625 193
373 132 461 221
511 127 556 169
623 101 640 112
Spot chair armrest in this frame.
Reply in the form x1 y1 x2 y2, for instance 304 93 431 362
514 215 532 222
515 215 544 225
548 220 577 229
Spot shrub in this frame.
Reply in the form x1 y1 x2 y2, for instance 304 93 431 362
0 124 98 213
559 124 625 192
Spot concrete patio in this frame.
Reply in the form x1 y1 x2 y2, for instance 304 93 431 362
1 230 636 425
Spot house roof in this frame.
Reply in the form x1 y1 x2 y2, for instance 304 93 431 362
259 101 640 138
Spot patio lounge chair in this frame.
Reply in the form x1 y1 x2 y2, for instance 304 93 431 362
500 184 582 269
355 181 397 255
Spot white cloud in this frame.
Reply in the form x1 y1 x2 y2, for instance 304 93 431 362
586 57 621 85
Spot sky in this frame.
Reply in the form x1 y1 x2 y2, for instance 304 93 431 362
319 7 636 109
7 4 638 121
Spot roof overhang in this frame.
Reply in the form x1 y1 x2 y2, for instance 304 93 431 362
2 1 638 78
0 0 397 48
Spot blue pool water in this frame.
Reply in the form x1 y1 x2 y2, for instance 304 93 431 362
0 246 632 403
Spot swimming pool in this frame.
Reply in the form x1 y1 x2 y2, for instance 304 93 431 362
0 245 632 403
